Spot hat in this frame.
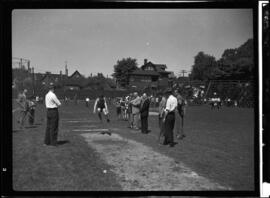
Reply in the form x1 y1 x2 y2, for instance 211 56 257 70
48 83 55 89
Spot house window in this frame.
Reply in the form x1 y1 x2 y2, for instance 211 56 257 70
145 66 153 71
141 79 151 82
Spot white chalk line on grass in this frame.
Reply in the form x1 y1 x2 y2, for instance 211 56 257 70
72 128 119 132
62 120 98 123
81 133 231 191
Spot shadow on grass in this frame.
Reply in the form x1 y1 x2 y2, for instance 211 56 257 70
57 140 70 145
13 129 23 133
24 126 38 129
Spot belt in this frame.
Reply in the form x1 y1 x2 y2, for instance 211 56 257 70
47 108 58 110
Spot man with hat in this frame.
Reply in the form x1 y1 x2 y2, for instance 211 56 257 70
163 88 178 147
44 83 61 146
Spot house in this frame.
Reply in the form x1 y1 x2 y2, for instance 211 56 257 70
39 71 67 86
128 59 172 90
63 70 85 91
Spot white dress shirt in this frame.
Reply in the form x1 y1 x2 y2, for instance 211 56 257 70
165 95 178 112
45 91 61 108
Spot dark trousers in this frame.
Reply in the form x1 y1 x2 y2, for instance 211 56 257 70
159 116 165 136
28 109 35 125
141 115 148 133
164 112 175 145
19 110 28 127
44 109 59 145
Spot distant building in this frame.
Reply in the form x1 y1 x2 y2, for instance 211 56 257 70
63 70 84 90
128 59 172 90
39 71 67 86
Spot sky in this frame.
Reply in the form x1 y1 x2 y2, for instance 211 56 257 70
12 9 253 77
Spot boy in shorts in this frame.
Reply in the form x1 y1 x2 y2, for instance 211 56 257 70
93 95 110 123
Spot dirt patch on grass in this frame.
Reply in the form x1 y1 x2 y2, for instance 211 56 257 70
81 133 231 191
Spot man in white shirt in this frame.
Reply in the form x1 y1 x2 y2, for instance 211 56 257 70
44 84 61 146
163 88 178 147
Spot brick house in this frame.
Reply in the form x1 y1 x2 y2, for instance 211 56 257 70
128 59 173 90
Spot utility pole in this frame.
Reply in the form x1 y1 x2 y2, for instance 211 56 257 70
180 70 187 77
32 67 35 95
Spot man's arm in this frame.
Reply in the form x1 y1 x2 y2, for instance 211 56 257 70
52 94 61 107
163 99 170 122
93 98 98 113
133 97 141 106
104 98 109 113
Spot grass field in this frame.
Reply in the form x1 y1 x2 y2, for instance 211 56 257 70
12 100 254 191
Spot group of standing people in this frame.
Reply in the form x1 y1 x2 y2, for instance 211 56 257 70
113 89 187 143
114 92 151 134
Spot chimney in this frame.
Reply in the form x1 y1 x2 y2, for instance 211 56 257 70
65 65 68 76
31 67 35 81
144 59 148 65
60 70 62 79
27 61 31 73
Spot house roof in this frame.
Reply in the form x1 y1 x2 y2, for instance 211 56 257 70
141 61 169 74
129 69 160 76
40 73 67 82
69 70 82 79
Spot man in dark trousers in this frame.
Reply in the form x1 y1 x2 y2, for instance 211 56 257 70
140 93 150 134
44 84 61 146
174 89 187 139
163 89 178 147
28 96 36 126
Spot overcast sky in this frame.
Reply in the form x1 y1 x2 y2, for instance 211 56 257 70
12 9 253 77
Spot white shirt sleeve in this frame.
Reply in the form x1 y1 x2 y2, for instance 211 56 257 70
93 98 98 112
52 94 61 106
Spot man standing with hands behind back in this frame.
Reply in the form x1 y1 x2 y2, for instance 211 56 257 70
44 83 61 146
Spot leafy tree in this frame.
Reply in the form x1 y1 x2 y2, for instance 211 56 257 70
219 39 254 80
112 57 138 88
190 52 218 81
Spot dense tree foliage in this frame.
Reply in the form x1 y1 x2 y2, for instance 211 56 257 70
112 57 138 88
190 39 254 81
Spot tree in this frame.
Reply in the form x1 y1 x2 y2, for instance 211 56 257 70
112 57 138 88
219 39 254 80
190 52 218 81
